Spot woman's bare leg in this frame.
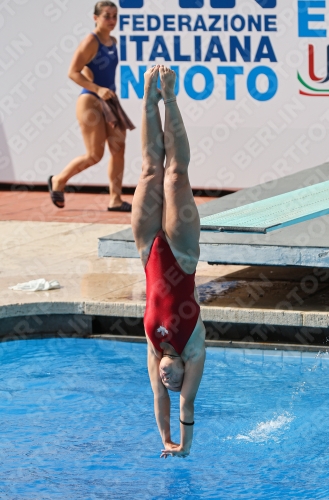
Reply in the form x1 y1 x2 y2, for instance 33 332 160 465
106 125 126 208
51 94 107 205
132 65 165 265
160 66 200 273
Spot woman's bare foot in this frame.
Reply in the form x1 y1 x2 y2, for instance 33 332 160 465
144 65 162 105
159 66 176 101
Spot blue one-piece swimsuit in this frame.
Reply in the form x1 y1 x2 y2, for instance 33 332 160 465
81 33 118 98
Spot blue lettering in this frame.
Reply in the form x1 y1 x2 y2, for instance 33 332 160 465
120 15 130 31
247 66 277 101
121 65 146 98
195 36 202 61
120 36 127 61
133 15 144 31
298 0 326 37
230 36 251 62
210 0 276 6
254 36 277 62
147 15 160 31
120 0 277 8
184 66 214 100
209 15 221 31
211 0 235 6
130 36 149 61
180 0 204 7
120 64 278 101
174 36 191 61
248 15 261 31
205 36 227 62
164 15 175 31
119 0 143 6
149 36 171 61
255 0 276 5
193 15 207 31
217 66 244 100
231 15 245 31
264 15 277 31
178 15 192 31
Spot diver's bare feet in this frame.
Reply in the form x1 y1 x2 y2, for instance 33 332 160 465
144 66 162 105
159 66 176 101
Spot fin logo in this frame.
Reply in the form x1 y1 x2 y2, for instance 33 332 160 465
298 45 329 97
119 0 276 8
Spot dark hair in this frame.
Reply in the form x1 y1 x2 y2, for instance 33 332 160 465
94 1 117 15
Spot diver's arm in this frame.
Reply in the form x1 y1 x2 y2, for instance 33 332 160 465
160 349 205 458
154 393 171 446
179 348 205 453
147 343 172 446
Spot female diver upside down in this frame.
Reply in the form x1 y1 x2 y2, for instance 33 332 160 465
132 65 206 458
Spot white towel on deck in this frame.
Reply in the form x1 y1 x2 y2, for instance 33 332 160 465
9 279 61 292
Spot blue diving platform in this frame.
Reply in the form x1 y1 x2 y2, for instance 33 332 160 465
200 180 329 233
99 162 329 267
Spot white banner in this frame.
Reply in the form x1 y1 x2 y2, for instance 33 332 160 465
1 0 329 189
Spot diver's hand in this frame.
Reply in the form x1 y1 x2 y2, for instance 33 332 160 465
96 86 115 100
160 444 190 458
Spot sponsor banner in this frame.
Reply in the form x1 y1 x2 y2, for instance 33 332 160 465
1 0 329 188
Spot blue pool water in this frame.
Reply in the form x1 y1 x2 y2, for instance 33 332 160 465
1 338 329 499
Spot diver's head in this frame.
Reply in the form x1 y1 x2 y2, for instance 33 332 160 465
159 349 184 392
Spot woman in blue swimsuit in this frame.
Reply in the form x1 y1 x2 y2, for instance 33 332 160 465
48 1 135 212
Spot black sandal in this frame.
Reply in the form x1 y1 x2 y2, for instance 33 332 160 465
48 176 65 209
107 201 132 212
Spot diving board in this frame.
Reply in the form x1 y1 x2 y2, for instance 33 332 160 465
99 162 329 267
200 180 329 233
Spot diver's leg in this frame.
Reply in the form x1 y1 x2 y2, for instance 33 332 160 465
132 65 165 266
160 66 200 272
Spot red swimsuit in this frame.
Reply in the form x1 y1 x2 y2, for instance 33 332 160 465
144 230 200 355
